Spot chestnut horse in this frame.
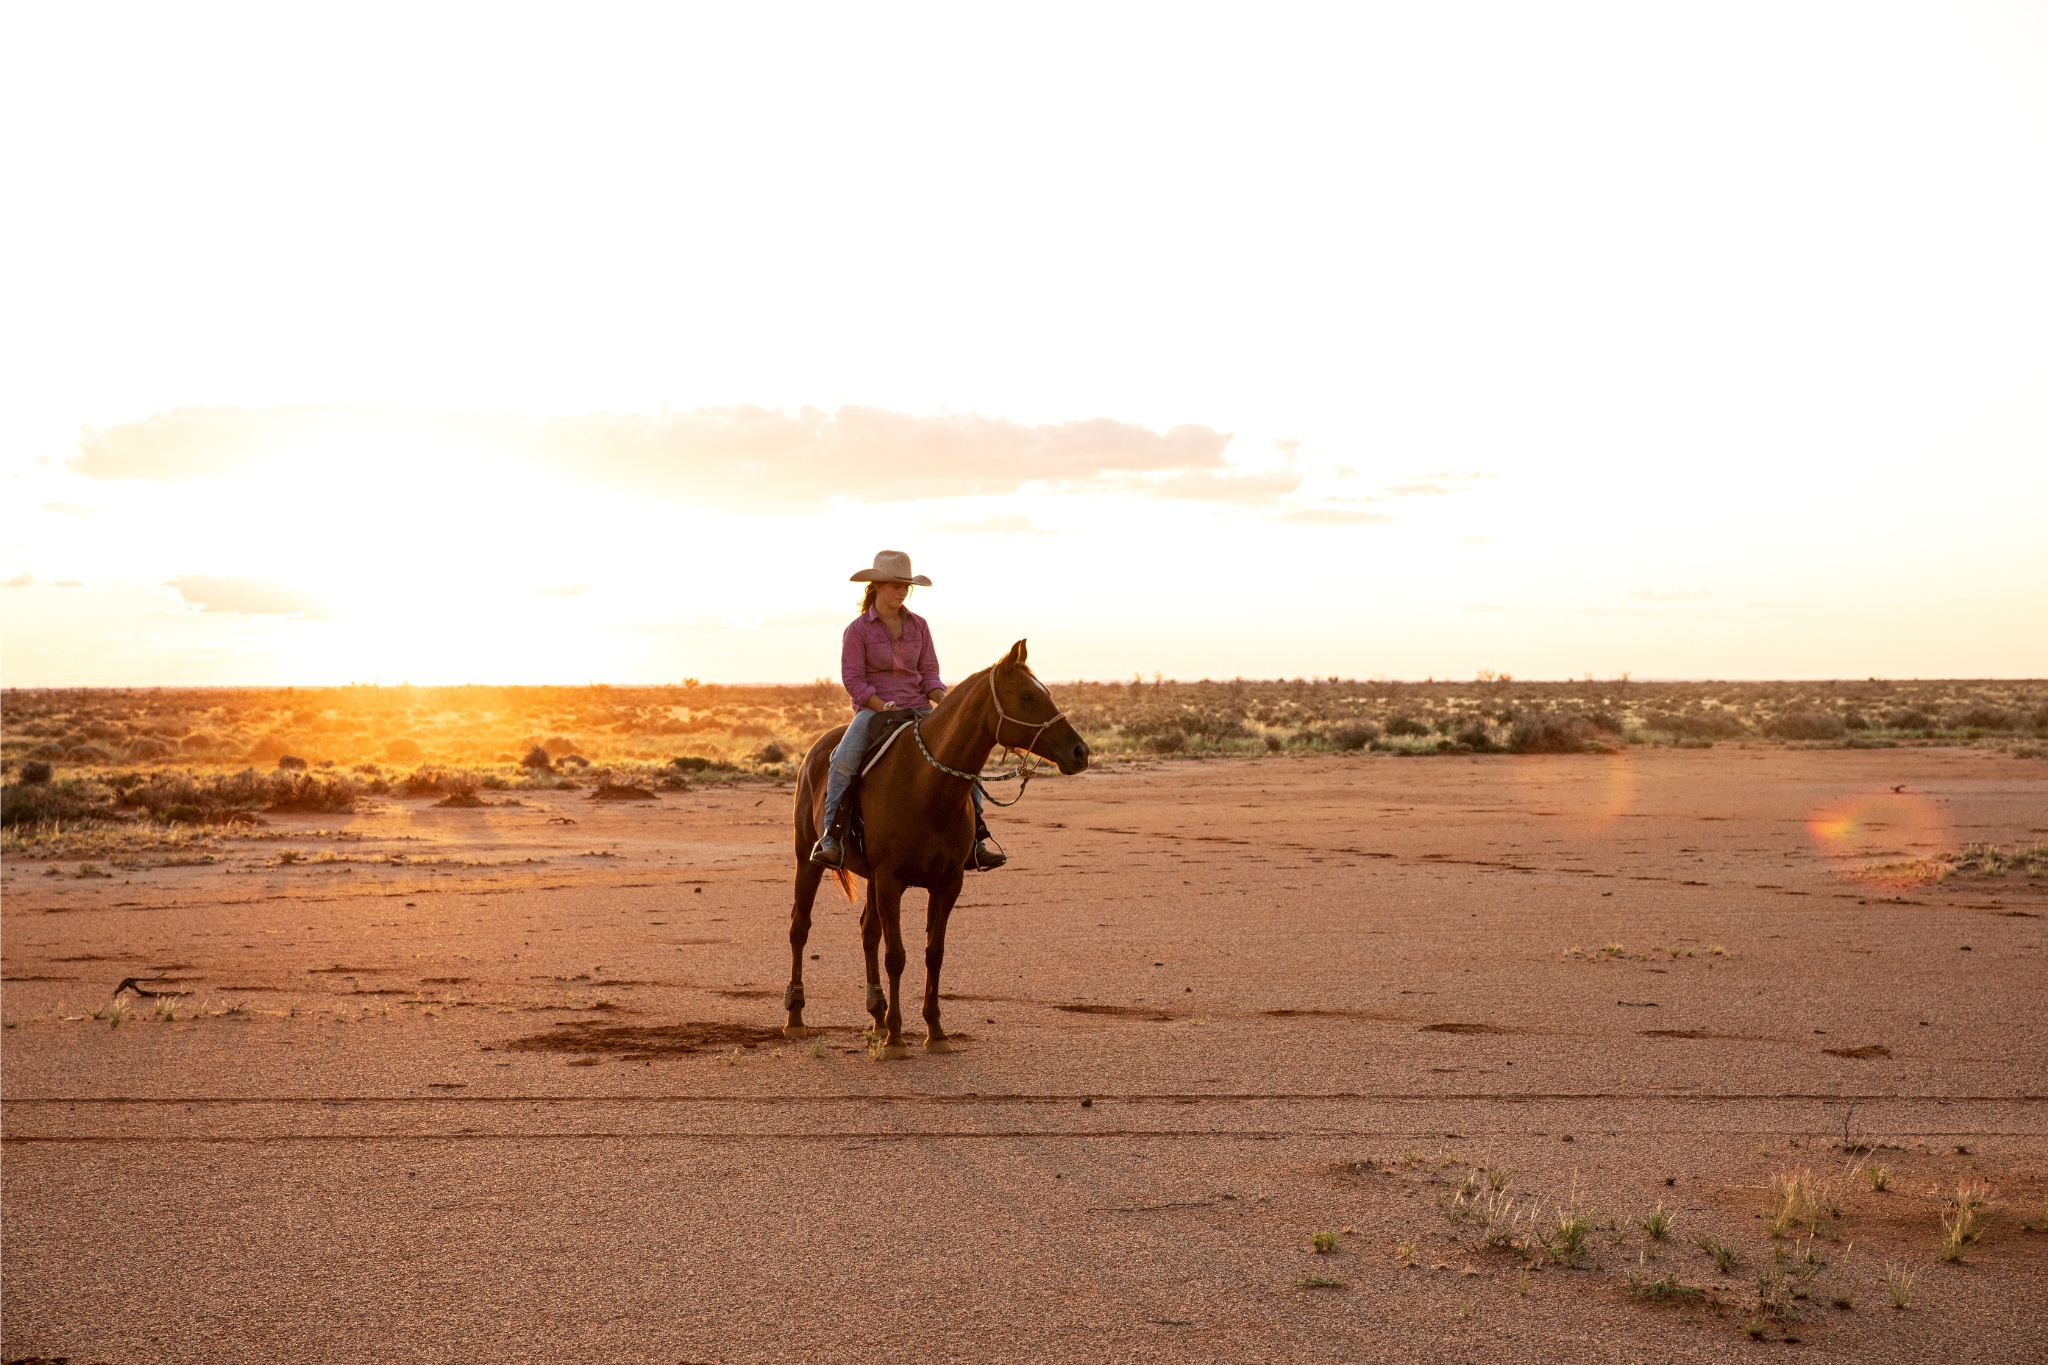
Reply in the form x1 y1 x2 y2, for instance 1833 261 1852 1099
785 640 1089 1058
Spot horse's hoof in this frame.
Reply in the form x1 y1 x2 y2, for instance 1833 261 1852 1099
782 1024 810 1039
924 1035 953 1054
875 1043 911 1061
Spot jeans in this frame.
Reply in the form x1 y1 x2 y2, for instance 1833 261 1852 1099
821 706 982 835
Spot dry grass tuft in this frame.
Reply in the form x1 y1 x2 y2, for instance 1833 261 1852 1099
1940 1179 1992 1261
1696 1235 1742 1274
1766 1168 1835 1240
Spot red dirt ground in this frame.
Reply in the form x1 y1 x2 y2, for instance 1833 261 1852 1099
4 746 2045 1362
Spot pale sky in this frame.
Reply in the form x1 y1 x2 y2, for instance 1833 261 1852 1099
4 2 2045 686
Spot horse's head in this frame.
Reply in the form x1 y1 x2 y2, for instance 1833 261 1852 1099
988 639 1089 775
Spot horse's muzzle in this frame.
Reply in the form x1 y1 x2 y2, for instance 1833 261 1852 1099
1054 736 1090 775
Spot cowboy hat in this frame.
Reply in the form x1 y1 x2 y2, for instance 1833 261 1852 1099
849 550 932 586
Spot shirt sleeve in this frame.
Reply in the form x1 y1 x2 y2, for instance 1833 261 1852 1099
915 616 944 694
841 621 877 708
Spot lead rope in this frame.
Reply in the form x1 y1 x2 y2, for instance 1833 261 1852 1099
908 671 1066 809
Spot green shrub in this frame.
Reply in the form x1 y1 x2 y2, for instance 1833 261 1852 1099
1145 729 1187 754
1508 716 1615 753
1765 712 1846 741
2 778 106 826
1328 721 1380 751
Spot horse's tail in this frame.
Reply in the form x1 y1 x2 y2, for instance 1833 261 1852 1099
834 869 860 905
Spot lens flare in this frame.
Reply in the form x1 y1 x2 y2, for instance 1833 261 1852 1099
1805 791 1955 887
1509 750 1639 836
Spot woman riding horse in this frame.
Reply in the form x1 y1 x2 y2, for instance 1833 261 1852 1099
808 550 1003 871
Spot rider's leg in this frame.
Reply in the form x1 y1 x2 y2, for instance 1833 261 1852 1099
967 780 1007 870
810 709 879 867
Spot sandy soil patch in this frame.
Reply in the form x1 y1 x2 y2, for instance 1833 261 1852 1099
4 746 2045 1361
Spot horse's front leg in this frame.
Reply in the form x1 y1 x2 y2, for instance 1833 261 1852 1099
785 858 824 1037
921 871 963 1053
874 872 911 1060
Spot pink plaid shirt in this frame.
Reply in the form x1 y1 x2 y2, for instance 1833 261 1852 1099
840 607 945 712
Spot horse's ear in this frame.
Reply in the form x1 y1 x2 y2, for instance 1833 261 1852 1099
1004 639 1028 667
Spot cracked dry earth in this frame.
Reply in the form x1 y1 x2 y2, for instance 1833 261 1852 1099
3 747 2046 1363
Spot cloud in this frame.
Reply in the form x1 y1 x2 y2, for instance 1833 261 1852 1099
930 514 1055 536
1629 588 1712 603
528 405 1237 503
1276 506 1397 526
1123 467 1303 502
1463 601 1509 612
535 582 590 597
73 404 1240 507
73 405 318 480
3 572 34 587
39 502 92 517
170 575 331 619
1374 470 1497 499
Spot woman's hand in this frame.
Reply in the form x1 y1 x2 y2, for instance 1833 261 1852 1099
926 687 947 706
867 696 894 713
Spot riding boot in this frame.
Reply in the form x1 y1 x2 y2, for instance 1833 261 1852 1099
967 811 1007 871
809 767 857 868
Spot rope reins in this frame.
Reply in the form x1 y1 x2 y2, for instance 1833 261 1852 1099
909 670 1067 808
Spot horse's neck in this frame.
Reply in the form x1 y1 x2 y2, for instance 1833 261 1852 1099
917 675 997 788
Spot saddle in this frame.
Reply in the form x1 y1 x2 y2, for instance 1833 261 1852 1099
840 709 920 856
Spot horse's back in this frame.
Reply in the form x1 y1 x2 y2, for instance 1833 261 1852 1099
791 725 845 846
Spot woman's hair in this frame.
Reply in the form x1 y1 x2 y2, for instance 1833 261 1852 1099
859 582 911 613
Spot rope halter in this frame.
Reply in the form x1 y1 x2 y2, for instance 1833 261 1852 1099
908 668 1069 808
985 668 1067 755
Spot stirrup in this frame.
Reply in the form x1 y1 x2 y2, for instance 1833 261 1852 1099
967 834 1006 871
809 835 846 869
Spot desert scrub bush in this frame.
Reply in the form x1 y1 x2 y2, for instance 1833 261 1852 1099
1143 728 1186 754
1452 719 1500 752
1383 715 1431 737
1949 706 2015 731
1764 711 1847 741
1311 1231 1339 1253
400 766 480 799
1327 721 1380 751
1642 709 1747 739
1 776 109 826
114 769 360 821
1508 714 1620 753
1882 1263 1914 1309
1642 1203 1675 1242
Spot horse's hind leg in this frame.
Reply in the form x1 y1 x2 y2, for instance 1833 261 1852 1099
785 859 825 1037
920 874 963 1053
861 880 887 1043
